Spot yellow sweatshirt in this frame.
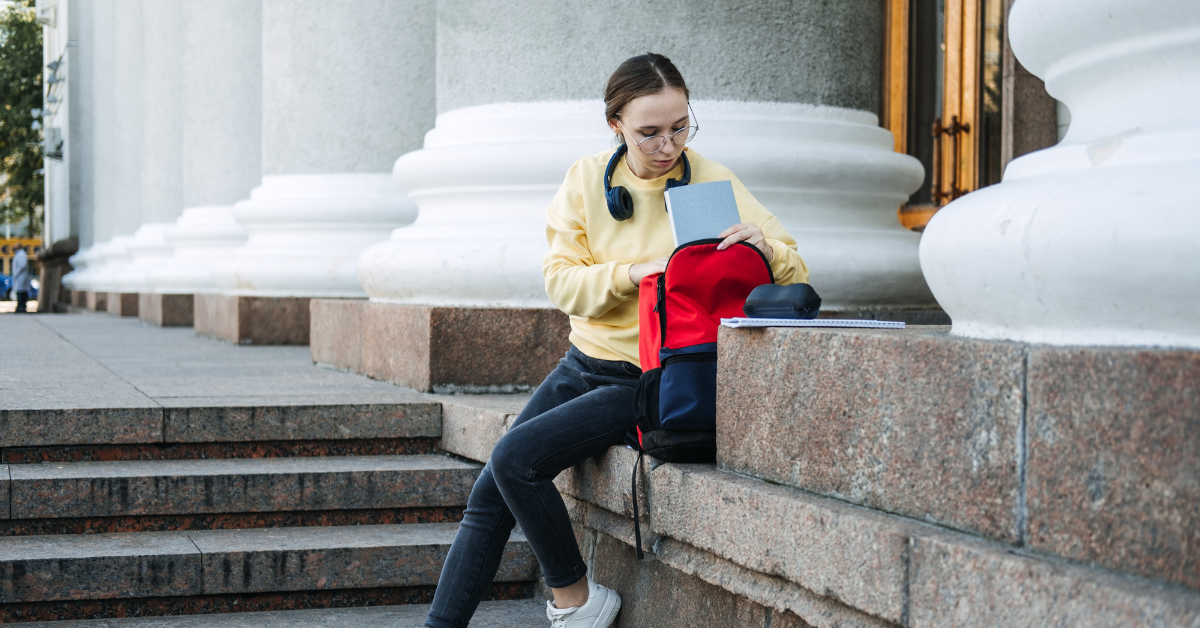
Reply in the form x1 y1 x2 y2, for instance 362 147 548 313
543 148 809 368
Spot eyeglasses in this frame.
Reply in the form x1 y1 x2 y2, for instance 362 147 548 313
619 105 699 154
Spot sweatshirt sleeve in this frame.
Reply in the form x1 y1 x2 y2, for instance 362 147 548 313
730 176 810 286
543 164 638 319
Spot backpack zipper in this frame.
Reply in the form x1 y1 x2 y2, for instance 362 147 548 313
655 239 773 357
654 273 666 344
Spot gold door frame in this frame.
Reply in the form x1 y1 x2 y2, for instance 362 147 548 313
884 0 985 229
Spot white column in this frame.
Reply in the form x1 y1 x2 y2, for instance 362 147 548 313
65 0 115 291
358 0 927 311
40 0 74 247
109 0 141 240
145 0 258 295
211 0 433 298
113 0 184 294
71 0 141 293
918 0 1200 348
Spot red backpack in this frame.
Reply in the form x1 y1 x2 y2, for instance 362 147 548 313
627 238 773 557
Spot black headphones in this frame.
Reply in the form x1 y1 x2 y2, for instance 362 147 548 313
604 143 692 221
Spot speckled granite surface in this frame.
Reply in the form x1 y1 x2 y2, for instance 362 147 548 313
0 524 535 603
717 325 1024 543
8 455 480 519
1026 346 1200 591
310 300 570 392
1 315 447 447
1 318 162 447
26 599 547 627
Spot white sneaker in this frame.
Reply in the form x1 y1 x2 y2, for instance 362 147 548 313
545 576 622 628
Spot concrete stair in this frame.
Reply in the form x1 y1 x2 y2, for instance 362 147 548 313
25 600 547 627
5 455 479 519
1 435 536 623
0 315 539 624
0 524 534 603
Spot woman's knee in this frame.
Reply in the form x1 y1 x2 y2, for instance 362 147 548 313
488 430 535 486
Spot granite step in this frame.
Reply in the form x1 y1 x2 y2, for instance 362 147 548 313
0 523 536 605
1 437 441 465
2 317 446 450
3 455 479 523
16 599 546 627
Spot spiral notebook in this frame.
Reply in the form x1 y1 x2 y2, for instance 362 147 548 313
721 318 906 329
664 180 742 247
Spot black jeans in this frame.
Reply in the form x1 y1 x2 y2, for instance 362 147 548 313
426 346 641 628
15 291 28 313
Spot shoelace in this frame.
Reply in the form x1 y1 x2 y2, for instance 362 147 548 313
546 600 578 627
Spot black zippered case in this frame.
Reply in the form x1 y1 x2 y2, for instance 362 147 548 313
742 283 822 319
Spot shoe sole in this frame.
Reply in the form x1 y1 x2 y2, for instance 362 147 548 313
592 593 621 628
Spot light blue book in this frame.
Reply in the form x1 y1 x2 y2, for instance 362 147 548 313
664 180 743 247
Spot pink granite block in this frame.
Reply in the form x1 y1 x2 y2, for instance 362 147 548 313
310 299 366 373
138 293 195 327
649 463 919 623
589 533 775 628
194 294 311 345
85 291 107 312
909 530 1200 627
360 302 432 390
106 292 139 317
1026 345 1200 590
555 445 648 521
359 303 570 392
437 394 528 463
425 306 571 391
717 326 1024 542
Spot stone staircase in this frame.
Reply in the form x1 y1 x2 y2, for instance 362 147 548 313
7 311 1199 627
0 404 538 624
0 315 542 626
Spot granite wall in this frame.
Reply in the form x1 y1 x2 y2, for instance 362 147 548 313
445 325 1200 627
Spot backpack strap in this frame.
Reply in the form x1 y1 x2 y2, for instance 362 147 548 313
632 448 645 560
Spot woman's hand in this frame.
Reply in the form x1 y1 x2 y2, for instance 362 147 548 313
629 256 669 285
717 222 774 262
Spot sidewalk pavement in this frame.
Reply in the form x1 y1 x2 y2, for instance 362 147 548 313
1 312 428 413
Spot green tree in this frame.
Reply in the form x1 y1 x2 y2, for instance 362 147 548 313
0 0 42 237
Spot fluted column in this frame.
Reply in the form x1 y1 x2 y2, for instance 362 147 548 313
64 0 117 301
919 0 1200 348
205 0 433 344
114 0 185 317
358 0 927 312
142 0 259 326
330 0 925 391
84 0 143 315
109 1 142 240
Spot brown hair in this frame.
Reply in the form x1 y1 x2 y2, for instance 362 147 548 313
604 53 689 143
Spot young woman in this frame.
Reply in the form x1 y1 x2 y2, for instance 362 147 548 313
425 53 808 628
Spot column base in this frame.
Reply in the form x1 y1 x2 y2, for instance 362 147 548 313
138 293 195 327
85 291 108 312
194 294 311 345
310 300 571 393
106 293 139 317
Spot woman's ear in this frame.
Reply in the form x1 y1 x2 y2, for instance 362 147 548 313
607 117 623 138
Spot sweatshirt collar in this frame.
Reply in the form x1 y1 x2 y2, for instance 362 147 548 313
618 150 687 191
